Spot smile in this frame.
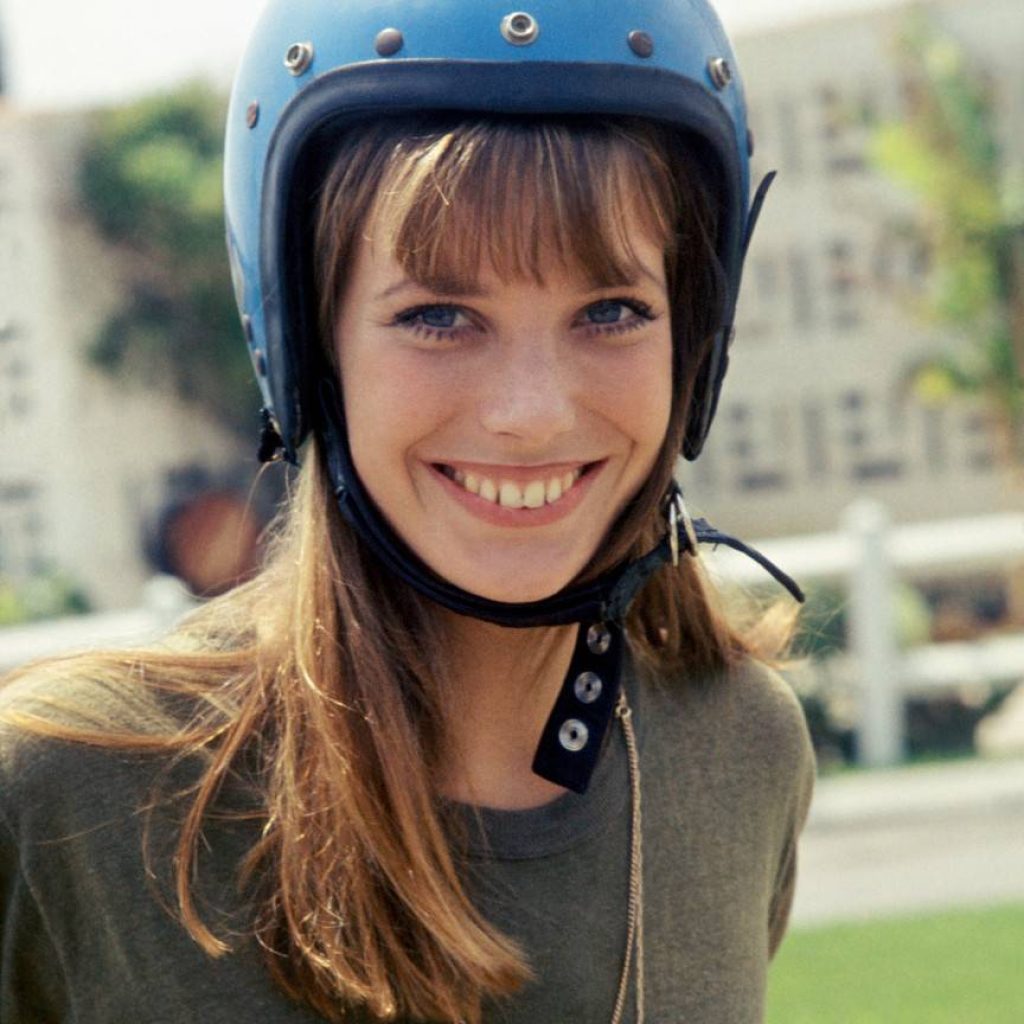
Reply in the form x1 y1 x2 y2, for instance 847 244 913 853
435 464 590 510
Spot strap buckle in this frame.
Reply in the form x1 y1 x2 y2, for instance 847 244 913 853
667 491 698 568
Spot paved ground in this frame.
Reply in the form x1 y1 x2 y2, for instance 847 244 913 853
791 757 1024 927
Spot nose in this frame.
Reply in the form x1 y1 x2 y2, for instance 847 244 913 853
477 336 576 445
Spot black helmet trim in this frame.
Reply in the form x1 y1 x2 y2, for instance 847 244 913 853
258 59 746 463
685 168 778 459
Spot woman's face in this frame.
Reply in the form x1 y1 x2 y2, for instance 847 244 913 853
335 227 673 604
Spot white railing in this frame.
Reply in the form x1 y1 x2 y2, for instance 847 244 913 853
704 499 1024 766
3 503 1023 766
0 576 196 673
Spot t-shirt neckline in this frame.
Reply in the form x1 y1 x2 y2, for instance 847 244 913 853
449 670 639 862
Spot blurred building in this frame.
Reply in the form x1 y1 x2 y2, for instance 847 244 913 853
686 0 1023 537
0 109 247 608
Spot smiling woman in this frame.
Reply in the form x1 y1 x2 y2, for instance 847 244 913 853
0 2 815 1023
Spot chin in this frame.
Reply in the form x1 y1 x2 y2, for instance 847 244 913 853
472 579 571 605
436 559 582 607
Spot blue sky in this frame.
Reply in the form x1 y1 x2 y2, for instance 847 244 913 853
2 0 902 110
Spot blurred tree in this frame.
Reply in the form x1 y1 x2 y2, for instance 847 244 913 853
78 83 257 437
871 13 1024 466
0 571 91 626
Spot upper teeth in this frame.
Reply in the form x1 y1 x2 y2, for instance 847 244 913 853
446 467 583 508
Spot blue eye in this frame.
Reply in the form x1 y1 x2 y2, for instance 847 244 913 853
394 305 469 336
586 300 628 325
419 306 459 329
580 299 654 335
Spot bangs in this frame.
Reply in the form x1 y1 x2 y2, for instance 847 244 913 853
362 118 680 292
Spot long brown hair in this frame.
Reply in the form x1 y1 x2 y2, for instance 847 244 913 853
2 116 786 1023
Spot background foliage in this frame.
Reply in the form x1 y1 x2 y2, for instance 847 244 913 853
78 83 257 437
871 13 1024 465
0 572 91 626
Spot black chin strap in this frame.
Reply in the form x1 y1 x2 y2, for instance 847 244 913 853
315 377 803 792
533 618 626 792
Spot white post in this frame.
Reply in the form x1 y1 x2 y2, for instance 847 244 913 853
844 499 903 767
141 574 195 627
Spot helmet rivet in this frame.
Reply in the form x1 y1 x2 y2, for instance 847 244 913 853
242 315 255 345
284 42 314 76
254 350 267 378
501 12 539 46
627 30 654 59
747 127 755 157
245 101 260 129
375 28 404 57
708 57 733 90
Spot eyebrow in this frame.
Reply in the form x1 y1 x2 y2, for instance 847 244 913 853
372 279 487 302
371 262 664 304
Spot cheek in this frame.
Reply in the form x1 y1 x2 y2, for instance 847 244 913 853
338 339 459 482
339 333 405 483
591 336 674 454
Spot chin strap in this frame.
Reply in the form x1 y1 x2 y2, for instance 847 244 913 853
532 484 804 793
532 618 626 793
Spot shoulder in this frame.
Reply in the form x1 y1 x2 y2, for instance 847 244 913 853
724 659 816 805
645 655 810 750
1 660 170 726
640 655 816 813
0 666 186 837
717 658 813 760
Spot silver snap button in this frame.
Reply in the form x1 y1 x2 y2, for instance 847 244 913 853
574 672 603 704
501 12 539 46
284 42 314 76
559 719 589 752
708 56 733 90
586 623 612 655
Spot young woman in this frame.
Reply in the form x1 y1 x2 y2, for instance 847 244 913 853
0 1 815 1021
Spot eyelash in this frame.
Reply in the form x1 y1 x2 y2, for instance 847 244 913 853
392 305 473 344
391 298 657 343
579 299 656 339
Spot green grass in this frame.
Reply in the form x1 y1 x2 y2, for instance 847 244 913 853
767 904 1024 1023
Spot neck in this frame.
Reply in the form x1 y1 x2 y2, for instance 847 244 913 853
438 612 577 810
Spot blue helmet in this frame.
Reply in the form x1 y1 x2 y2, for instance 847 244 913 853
225 0 768 467
224 0 793 792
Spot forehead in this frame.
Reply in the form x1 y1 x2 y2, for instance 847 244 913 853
358 122 677 294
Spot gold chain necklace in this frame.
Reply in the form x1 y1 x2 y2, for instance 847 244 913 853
610 693 644 1024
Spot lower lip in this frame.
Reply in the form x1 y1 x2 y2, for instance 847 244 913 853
429 463 605 527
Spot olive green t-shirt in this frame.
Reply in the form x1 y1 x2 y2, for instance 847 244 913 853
0 658 814 1023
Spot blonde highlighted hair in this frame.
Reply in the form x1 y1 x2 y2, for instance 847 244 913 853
2 116 787 1022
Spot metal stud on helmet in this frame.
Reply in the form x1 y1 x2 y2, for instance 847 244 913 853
225 0 799 792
